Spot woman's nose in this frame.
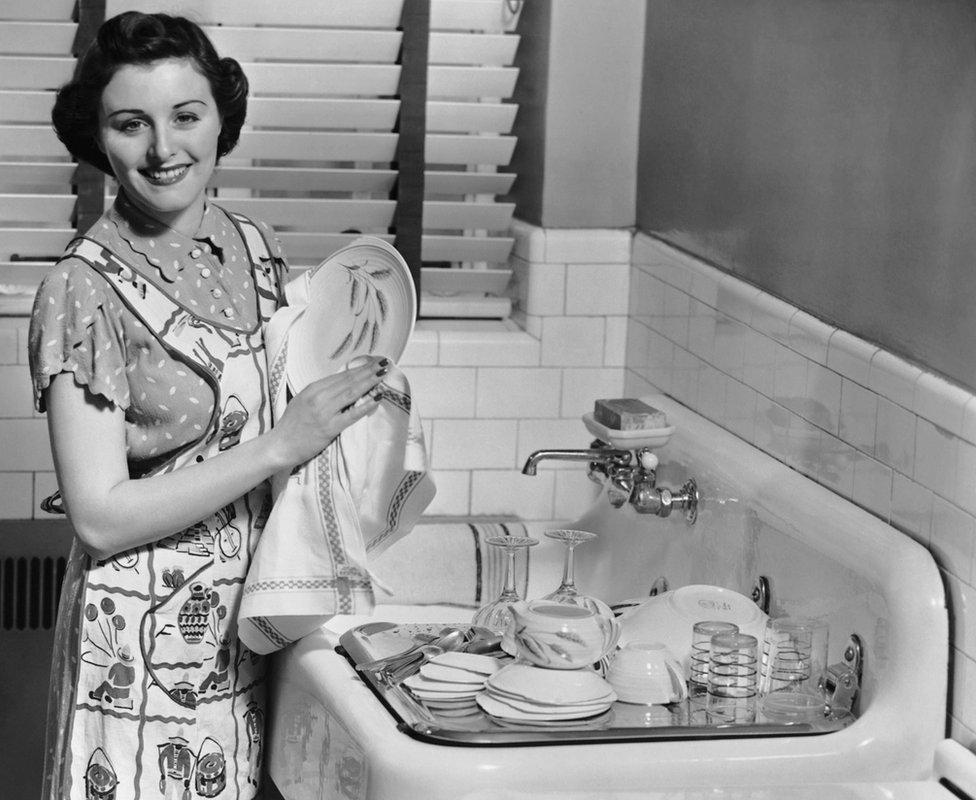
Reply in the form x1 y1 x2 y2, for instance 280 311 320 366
148 127 174 161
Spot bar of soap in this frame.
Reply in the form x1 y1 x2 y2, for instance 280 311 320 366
593 398 668 431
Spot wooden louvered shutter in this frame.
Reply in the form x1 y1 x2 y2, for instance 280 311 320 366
421 0 520 318
0 0 78 312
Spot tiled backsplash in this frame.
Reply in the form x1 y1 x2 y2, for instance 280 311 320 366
624 231 976 747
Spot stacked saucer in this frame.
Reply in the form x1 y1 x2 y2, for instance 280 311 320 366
477 662 616 722
402 652 500 712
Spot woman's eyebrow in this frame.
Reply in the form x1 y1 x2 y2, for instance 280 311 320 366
105 99 209 118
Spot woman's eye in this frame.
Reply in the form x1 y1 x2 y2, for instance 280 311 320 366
118 119 145 133
175 113 199 125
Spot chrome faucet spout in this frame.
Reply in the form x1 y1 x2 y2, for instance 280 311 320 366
521 448 632 476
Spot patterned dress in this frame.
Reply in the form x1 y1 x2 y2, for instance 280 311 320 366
28 192 288 800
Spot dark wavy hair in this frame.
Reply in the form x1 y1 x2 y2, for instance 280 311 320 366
51 12 248 175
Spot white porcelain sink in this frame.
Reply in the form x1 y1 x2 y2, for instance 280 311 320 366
267 396 950 799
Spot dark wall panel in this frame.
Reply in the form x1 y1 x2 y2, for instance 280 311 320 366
637 0 976 390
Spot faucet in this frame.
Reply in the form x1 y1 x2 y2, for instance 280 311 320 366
521 442 699 523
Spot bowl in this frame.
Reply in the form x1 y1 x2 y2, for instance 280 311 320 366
509 599 621 670
607 641 687 705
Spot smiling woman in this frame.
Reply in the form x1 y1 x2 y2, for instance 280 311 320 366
30 11 390 800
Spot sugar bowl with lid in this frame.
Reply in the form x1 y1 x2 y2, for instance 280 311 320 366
509 599 620 670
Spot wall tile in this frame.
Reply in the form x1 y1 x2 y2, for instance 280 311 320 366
559 368 626 418
715 274 760 325
509 217 546 262
697 363 728 427
0 419 52 471
471 469 555 520
0 472 32 519
771 340 807 413
0 326 18 364
957 439 976 517
788 310 833 365
852 452 893 523
838 378 877 455
915 418 959 496
424 470 471 516
890 472 933 546
713 314 748 381
874 397 915 475
826 329 877 386
670 347 702 410
817 432 856 499
545 229 630 264
516 261 566 316
429 419 518 470
916 371 969 436
750 292 794 343
804 361 841 434
724 378 758 443
963 397 976 447
603 316 628 367
657 283 691 348
565 264 630 315
409 367 476 419
945 573 976 658
931 496 975 582
742 329 777 399
399 327 438 366
476 367 562 418
687 260 723 308
33 471 58 519
0 364 34 417
540 316 605 367
439 327 540 366
686 299 717 363
868 350 920 412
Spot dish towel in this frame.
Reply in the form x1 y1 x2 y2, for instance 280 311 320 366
238 270 436 655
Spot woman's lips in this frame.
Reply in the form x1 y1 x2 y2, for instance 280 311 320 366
141 164 190 186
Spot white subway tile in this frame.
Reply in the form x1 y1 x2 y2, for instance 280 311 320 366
817 431 856 499
520 261 566 316
838 378 877 455
713 315 748 380
686 300 717 363
687 260 723 308
544 229 630 264
423 470 471 516
629 267 665 325
625 371 660 400
670 347 702 410
565 264 630 315
874 398 915 476
772 340 807 410
716 274 760 325
603 316 628 367
439 327 540 367
517 418 592 468
540 317 605 367
697 364 729 427
930 496 976 582
890 472 933 546
471 469 555 520
0 419 52 471
520 312 544 339
399 326 438 366
430 419 518 470
749 292 794 344
559 368 626 418
510 218 546 262
964 397 976 448
957 440 976 517
409 367 476 419
915 417 959 495
724 378 758 442
476 367 562 418
826 330 877 386
867 350 920 411
804 362 841 435
915 371 970 436
657 283 691 348
33 471 59 518
0 327 18 365
788 310 834 365
0 364 34 417
851 452 893 522
742 330 777 399
0 472 32 518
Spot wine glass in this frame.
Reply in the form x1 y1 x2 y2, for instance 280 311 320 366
471 535 539 635
541 529 602 613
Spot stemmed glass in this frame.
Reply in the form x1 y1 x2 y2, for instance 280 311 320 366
541 529 602 613
471 535 539 635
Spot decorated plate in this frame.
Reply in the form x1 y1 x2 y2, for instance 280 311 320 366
486 663 615 706
287 236 416 391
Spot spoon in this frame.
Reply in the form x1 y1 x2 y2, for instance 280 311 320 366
357 627 465 676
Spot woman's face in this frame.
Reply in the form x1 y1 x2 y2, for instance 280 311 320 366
98 57 221 235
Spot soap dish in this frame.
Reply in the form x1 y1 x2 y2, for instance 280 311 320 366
582 413 675 450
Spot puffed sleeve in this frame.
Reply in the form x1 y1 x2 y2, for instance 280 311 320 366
28 258 130 413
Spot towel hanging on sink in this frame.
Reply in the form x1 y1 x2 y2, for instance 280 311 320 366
238 242 436 655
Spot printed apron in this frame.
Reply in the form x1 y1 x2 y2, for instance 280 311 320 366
43 212 284 800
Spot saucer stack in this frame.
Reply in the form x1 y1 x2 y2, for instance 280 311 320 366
402 652 500 713
477 662 616 723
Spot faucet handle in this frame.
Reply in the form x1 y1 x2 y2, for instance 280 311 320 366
637 448 659 472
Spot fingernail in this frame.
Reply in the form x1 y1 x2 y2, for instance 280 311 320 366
379 357 391 367
376 366 390 377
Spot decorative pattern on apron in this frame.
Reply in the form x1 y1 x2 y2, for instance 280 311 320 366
43 210 285 800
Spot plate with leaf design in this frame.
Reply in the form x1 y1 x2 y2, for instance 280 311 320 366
287 236 416 390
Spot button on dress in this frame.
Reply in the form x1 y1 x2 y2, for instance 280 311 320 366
28 193 288 800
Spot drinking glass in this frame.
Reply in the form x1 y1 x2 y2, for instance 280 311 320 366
541 529 602 613
759 616 829 723
689 620 740 701
471 535 539 635
706 631 759 724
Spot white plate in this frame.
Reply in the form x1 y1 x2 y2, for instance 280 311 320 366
582 412 675 450
287 236 416 391
402 675 481 697
428 651 500 676
418 663 489 685
487 663 615 706
476 693 612 722
482 688 612 715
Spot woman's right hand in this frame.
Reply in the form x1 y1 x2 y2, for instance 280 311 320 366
268 355 390 469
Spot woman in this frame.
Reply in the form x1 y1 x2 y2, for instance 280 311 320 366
29 12 386 799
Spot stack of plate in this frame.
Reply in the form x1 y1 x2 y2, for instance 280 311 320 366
402 652 501 713
477 663 616 723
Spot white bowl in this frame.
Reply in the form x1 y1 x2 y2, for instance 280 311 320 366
607 641 687 705
617 585 768 673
